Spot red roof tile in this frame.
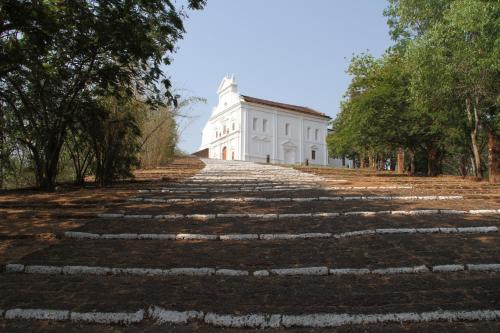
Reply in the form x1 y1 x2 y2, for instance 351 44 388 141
241 95 331 119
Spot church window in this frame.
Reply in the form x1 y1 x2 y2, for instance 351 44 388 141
315 129 319 141
263 119 268 132
253 118 258 131
285 123 290 136
307 127 311 140
311 150 316 160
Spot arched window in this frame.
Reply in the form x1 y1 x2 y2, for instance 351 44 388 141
263 119 268 132
307 127 311 140
285 123 290 136
315 129 319 141
253 118 258 131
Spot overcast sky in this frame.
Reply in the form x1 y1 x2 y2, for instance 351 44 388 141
167 0 393 153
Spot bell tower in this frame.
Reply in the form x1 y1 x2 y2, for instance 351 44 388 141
214 74 240 115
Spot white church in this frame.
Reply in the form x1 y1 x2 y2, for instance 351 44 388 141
198 75 332 165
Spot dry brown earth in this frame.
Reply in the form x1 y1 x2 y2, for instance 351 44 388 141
0 157 498 332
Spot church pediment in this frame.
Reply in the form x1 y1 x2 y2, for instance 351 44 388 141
281 140 297 148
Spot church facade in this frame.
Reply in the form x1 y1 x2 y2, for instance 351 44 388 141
199 76 331 165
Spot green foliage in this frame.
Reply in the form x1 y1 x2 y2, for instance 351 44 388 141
138 96 205 168
92 97 142 186
329 0 499 179
0 0 205 190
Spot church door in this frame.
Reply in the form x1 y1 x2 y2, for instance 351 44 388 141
222 146 227 160
284 149 295 164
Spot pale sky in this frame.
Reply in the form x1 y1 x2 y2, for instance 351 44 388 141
167 0 393 153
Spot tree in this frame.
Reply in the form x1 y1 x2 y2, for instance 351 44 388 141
406 0 499 181
138 96 205 168
0 0 206 190
91 97 142 186
384 0 499 182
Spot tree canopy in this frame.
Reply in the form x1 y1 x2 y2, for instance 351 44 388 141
0 0 206 190
328 0 499 182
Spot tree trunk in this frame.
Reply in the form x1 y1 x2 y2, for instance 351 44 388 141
32 133 65 191
427 147 439 177
0 108 4 189
466 96 482 180
396 148 405 174
488 130 499 184
360 155 367 168
368 154 375 169
408 148 416 176
377 153 385 171
459 154 468 178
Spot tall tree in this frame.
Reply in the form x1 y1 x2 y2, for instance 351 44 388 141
0 0 206 190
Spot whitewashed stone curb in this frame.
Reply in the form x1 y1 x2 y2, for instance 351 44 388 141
432 264 464 272
7 262 500 278
220 234 259 241
98 213 123 218
371 265 429 275
5 309 69 321
2 307 499 327
70 310 144 324
469 209 498 214
63 266 111 275
336 230 376 238
64 231 100 239
204 313 266 328
216 269 249 276
97 209 500 220
187 214 216 221
376 228 416 234
330 268 370 275
25 265 63 274
63 226 498 242
167 268 215 276
253 270 270 277
416 228 440 233
467 264 500 272
440 209 467 214
313 212 340 217
148 306 203 324
458 226 498 233
137 234 176 240
217 213 248 218
175 234 218 241
270 267 329 276
101 233 138 240
279 213 312 218
5 264 24 273
124 214 152 219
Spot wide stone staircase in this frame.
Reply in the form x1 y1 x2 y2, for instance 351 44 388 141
0 158 499 332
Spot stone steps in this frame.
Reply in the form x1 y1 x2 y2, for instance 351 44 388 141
129 195 464 203
97 209 500 221
5 262 500 277
63 226 498 241
9 233 499 270
0 272 499 328
2 158 499 330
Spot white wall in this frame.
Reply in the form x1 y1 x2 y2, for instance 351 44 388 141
245 104 329 165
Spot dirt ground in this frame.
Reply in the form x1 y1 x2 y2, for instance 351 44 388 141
0 157 498 332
